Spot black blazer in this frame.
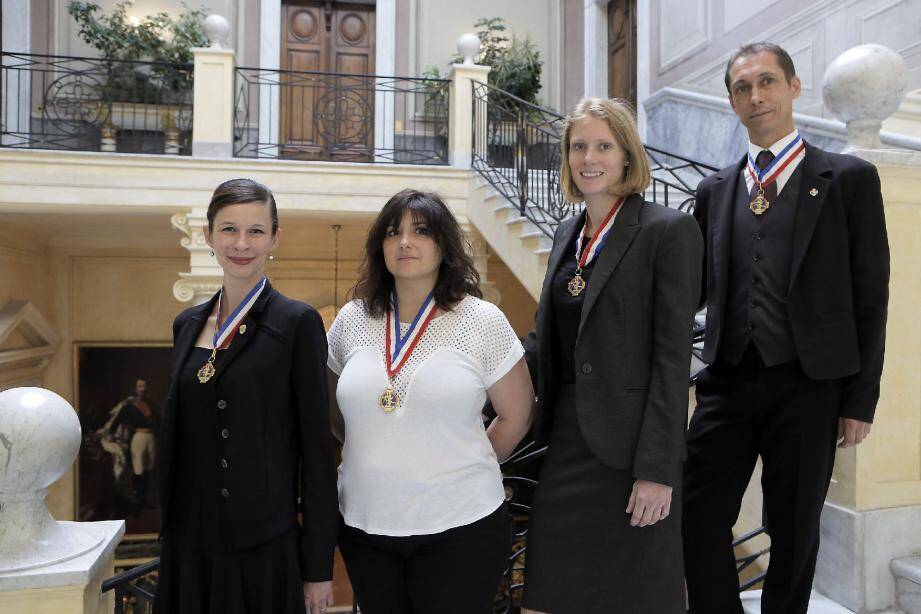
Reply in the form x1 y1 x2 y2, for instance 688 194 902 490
694 141 889 422
527 194 703 487
158 281 338 581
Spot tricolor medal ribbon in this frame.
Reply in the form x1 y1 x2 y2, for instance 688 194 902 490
746 134 805 216
568 197 625 297
380 291 438 412
197 276 267 384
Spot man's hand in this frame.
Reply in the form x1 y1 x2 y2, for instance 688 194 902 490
838 418 872 448
304 580 333 614
626 479 672 527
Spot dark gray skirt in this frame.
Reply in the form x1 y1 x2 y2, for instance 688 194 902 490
522 385 685 614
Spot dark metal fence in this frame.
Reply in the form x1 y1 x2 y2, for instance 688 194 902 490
234 67 449 164
1 52 193 155
101 558 158 614
471 81 719 238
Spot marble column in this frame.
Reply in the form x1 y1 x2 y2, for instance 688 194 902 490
813 45 921 613
449 35 491 169
192 15 236 158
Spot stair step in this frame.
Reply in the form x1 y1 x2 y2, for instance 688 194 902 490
741 590 854 613
892 556 921 614
534 247 552 255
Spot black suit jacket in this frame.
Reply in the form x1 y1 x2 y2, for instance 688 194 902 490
158 281 338 581
694 142 889 422
527 194 703 487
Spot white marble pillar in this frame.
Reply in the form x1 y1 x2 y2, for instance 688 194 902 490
1 0 31 147
374 0 397 162
583 0 610 99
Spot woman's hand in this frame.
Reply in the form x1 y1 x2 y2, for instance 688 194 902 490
626 479 672 527
303 580 334 614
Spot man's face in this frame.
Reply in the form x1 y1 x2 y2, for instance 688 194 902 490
134 380 147 397
727 51 801 146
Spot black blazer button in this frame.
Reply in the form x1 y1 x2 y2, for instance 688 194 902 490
217 399 227 409
220 488 230 498
221 428 230 439
581 363 593 374
220 458 228 469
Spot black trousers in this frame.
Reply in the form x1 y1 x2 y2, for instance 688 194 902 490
683 348 842 614
338 503 510 614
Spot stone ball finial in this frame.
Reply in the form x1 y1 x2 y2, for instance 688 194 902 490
822 44 909 151
457 33 481 65
203 13 231 50
0 387 102 573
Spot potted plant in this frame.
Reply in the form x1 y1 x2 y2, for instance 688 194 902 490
66 0 209 151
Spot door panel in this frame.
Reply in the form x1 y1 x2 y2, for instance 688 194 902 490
281 1 375 160
607 0 637 108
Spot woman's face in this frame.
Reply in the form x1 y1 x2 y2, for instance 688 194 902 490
382 209 442 287
206 202 278 284
568 116 628 199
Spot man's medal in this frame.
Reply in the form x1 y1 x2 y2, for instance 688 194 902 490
746 134 805 216
569 197 625 296
381 290 438 412
197 276 267 383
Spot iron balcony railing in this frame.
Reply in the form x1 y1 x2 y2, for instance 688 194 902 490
1 52 193 155
471 81 719 238
233 67 450 164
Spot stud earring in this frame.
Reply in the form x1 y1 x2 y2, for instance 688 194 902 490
210 249 214 257
268 254 275 261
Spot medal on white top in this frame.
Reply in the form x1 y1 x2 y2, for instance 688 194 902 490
197 276 267 384
568 197 625 297
746 133 805 216
380 290 438 412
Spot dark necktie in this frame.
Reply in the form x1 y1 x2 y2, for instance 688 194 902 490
749 149 778 207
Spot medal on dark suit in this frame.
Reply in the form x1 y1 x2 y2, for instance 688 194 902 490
569 197 625 296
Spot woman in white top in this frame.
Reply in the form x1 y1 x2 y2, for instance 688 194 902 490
327 189 534 613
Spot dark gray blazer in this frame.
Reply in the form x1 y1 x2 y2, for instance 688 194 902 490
526 194 703 487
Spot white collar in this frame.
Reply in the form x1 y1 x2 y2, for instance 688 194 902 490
747 129 800 161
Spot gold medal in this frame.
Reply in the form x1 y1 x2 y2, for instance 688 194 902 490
749 187 770 215
378 385 400 412
197 349 217 383
567 272 586 296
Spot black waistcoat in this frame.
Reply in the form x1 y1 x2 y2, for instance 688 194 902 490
719 163 803 366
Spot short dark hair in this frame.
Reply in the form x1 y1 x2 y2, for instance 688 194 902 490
353 189 482 318
207 178 279 234
724 42 796 93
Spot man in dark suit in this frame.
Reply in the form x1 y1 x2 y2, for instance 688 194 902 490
683 42 889 614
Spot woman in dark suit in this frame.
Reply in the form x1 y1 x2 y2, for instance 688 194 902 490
154 179 338 614
521 99 703 613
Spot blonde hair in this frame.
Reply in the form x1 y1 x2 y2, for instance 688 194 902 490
560 98 651 202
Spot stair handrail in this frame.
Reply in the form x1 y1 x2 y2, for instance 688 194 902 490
471 81 720 239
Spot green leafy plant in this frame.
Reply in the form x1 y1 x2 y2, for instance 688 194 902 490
67 1 208 102
454 17 543 107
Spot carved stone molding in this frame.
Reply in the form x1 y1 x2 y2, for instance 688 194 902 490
172 208 224 304
0 300 61 391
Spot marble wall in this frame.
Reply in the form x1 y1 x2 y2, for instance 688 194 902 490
648 0 921 119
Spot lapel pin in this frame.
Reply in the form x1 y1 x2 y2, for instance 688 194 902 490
809 188 819 197
239 324 247 335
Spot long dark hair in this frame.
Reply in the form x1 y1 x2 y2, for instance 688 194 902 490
354 189 481 318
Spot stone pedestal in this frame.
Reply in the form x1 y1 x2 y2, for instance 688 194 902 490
191 46 236 158
815 149 921 612
0 520 124 614
449 63 491 168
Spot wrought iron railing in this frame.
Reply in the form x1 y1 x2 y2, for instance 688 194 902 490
101 558 158 614
233 67 450 164
1 52 193 155
471 81 719 238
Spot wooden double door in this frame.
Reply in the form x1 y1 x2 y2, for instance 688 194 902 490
607 0 637 109
281 0 376 160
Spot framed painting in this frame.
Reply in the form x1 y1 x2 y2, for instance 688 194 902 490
74 343 171 537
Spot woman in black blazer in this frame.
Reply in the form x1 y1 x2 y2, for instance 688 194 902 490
154 179 338 614
521 99 703 613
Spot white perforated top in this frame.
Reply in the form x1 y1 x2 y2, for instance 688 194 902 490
327 295 524 536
